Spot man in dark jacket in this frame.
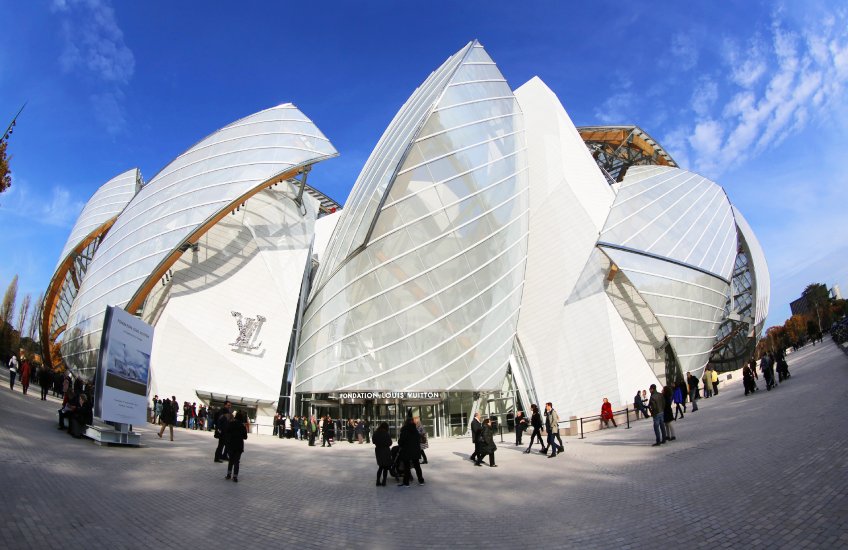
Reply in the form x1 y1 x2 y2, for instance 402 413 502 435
469 412 482 462
686 372 699 410
397 416 424 487
214 401 232 462
649 384 667 446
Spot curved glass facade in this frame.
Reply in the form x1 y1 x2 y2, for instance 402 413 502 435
296 41 529 393
62 104 338 378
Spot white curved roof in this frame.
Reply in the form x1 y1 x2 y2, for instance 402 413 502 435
296 41 529 392
62 104 338 375
599 165 738 282
311 41 479 294
732 206 770 327
55 168 139 271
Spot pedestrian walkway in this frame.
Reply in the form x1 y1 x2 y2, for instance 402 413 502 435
1 341 847 549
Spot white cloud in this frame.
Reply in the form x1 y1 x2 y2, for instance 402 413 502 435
91 90 127 136
56 0 135 84
690 77 718 116
0 182 84 227
667 9 848 178
53 0 134 135
671 33 698 70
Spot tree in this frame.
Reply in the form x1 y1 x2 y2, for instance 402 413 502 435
803 283 831 331
27 292 43 342
783 314 807 345
0 276 18 357
16 293 30 344
0 138 11 195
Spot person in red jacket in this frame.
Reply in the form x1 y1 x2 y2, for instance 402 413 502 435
600 398 617 429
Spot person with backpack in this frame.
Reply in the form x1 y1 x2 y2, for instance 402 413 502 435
158 397 175 441
214 401 232 462
373 422 392 486
224 411 247 482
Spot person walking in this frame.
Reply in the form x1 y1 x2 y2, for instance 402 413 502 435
397 415 424 487
649 384 667 446
373 422 392 486
469 412 483 462
475 418 498 467
702 368 713 398
322 415 335 447
524 404 545 454
544 402 562 458
686 372 699 411
214 401 232 461
158 397 176 441
514 410 527 445
415 417 429 464
662 385 677 441
308 415 318 446
600 398 617 428
8 354 18 391
673 383 685 420
711 368 720 396
19 357 31 395
39 365 51 400
225 411 248 482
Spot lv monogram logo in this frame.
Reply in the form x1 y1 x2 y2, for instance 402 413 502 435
229 311 266 351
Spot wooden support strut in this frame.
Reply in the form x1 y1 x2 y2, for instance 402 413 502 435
124 166 304 315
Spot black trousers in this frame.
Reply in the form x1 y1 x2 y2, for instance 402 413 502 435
227 450 242 476
469 440 481 461
41 384 49 400
215 438 228 461
402 459 423 485
477 451 495 466
515 427 523 445
308 432 316 446
526 427 544 451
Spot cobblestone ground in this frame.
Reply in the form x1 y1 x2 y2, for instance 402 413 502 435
1 341 847 549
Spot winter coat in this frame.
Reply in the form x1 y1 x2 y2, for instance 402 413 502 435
372 430 393 468
417 425 429 449
225 420 248 454
480 425 497 454
530 412 542 429
662 387 674 422
601 402 614 420
398 421 421 461
648 390 664 416
673 387 684 405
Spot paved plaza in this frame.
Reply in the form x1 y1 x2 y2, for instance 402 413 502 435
1 342 847 549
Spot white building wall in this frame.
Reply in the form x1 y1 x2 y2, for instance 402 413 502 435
146 188 319 433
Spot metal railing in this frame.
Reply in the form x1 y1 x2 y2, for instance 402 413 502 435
567 407 645 439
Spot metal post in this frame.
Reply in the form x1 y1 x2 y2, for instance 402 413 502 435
579 417 584 439
626 407 630 429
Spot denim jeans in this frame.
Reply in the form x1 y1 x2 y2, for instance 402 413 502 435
546 431 561 455
652 412 667 443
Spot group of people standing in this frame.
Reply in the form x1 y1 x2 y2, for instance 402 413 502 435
7 353 64 401
372 414 428 487
743 349 791 394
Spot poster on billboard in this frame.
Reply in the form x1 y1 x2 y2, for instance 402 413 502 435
95 305 153 425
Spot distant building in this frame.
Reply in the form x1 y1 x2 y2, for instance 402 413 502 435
790 295 811 316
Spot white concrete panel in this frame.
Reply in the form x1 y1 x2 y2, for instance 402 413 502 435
514 77 614 231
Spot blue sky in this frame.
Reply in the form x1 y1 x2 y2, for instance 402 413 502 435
1 0 846 332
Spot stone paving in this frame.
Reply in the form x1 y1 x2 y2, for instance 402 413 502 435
1 341 847 549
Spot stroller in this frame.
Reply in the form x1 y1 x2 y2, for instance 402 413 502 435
389 445 406 481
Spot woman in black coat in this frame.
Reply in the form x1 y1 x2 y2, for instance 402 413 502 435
372 422 393 486
662 385 676 441
524 404 545 454
476 419 498 467
225 411 248 482
397 417 424 487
